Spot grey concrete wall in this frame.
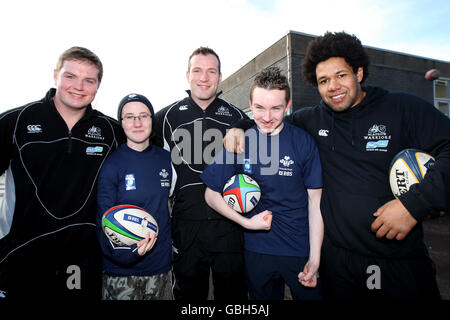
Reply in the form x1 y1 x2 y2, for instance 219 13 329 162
290 53 320 111
220 58 290 112
366 64 434 104
220 31 449 113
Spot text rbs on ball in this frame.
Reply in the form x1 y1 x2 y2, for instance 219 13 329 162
102 204 158 246
389 149 435 198
223 174 261 214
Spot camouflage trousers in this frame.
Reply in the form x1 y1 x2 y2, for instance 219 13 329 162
102 271 173 300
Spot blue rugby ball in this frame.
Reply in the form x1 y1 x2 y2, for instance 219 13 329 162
102 205 158 246
389 149 435 198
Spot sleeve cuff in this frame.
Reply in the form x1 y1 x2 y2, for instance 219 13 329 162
398 190 431 222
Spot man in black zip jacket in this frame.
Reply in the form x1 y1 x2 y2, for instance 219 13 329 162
0 47 125 300
225 32 449 300
153 47 249 300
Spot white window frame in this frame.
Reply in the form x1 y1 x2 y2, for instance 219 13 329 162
433 77 450 118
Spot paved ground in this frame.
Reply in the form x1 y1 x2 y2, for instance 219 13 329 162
423 213 450 300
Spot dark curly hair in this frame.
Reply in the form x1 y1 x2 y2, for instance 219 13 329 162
301 31 370 86
250 66 290 104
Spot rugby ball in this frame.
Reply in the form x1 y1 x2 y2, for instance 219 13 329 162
223 174 261 214
425 69 440 81
389 149 435 198
102 205 158 246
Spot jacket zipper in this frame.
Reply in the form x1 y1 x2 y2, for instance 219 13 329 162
68 130 72 154
202 109 212 220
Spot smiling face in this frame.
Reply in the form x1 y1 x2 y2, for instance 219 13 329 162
53 59 100 112
186 53 222 109
250 87 291 135
316 57 366 112
121 101 152 151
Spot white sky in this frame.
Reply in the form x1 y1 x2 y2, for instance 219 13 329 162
0 0 449 117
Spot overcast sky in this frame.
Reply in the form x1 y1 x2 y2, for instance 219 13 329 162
0 0 449 117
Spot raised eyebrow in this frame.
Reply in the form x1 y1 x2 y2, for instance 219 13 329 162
317 75 328 82
253 103 284 109
63 72 97 82
252 103 264 108
317 69 348 81
84 76 98 83
123 112 149 116
335 69 348 75
191 67 218 73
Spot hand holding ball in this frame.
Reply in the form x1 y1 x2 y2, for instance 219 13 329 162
102 205 158 246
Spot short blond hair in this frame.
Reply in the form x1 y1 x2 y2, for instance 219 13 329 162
56 46 103 83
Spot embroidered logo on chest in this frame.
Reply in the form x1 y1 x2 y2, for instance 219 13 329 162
125 174 136 190
85 126 105 140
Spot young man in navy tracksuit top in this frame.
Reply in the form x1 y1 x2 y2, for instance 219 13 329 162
97 94 174 300
226 32 449 300
201 67 324 300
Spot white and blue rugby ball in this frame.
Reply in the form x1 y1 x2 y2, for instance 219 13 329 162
389 149 435 198
102 205 158 246
223 174 261 214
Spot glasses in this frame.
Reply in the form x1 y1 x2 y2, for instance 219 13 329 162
122 113 151 122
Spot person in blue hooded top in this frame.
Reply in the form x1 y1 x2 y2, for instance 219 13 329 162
97 93 175 300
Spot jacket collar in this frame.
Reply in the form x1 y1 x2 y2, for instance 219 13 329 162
45 88 95 120
185 90 223 112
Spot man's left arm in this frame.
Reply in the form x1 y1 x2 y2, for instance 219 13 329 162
299 188 323 287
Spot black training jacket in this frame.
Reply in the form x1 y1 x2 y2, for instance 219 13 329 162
153 91 248 221
0 89 124 294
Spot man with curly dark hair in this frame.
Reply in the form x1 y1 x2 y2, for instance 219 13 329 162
224 31 449 300
301 31 369 87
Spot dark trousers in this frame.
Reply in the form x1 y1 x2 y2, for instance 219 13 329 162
244 250 322 300
171 219 248 301
320 238 441 300
0 249 102 300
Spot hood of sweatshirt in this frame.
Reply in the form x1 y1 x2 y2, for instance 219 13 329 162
319 86 389 151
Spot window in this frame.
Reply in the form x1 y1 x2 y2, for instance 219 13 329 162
434 78 450 118
437 101 449 117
